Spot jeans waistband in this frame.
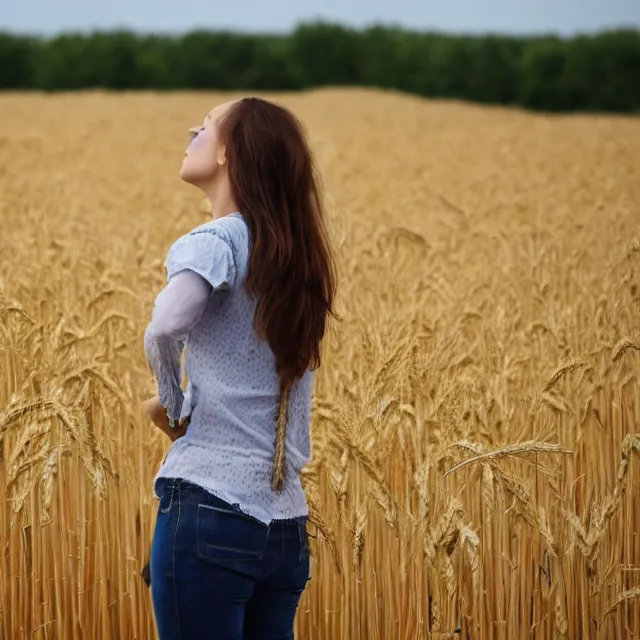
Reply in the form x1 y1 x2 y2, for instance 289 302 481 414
156 477 307 527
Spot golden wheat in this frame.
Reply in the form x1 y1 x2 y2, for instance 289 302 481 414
0 89 639 639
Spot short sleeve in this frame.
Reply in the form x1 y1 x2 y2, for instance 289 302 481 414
165 229 237 292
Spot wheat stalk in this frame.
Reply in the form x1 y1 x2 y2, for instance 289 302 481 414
444 441 573 478
611 338 640 362
543 359 588 392
601 587 640 620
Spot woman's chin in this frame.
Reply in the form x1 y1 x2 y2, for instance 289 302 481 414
179 164 195 185
179 157 216 187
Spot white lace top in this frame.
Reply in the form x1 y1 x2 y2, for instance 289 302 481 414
143 212 312 524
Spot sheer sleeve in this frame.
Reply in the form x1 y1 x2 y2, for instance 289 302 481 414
144 226 237 425
144 270 212 424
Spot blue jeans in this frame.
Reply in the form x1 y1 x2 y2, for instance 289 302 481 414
150 478 311 640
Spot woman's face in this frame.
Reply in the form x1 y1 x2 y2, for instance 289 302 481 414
180 101 235 187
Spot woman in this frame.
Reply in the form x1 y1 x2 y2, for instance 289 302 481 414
142 97 336 639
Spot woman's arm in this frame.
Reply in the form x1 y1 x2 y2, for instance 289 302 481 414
143 269 213 428
143 395 189 441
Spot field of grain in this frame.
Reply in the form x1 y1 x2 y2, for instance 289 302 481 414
0 89 639 639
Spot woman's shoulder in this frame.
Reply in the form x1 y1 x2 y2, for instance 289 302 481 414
176 213 249 276
189 213 247 244
164 213 248 286
184 213 248 258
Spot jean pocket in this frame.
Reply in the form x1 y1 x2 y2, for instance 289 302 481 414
196 503 268 565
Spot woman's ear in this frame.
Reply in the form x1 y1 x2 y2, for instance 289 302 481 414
217 145 227 166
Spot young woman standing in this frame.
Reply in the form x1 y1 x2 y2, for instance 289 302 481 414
142 97 336 639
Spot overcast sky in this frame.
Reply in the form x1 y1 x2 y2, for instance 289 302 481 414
2 0 639 36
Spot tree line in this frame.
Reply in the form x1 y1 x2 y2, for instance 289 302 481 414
1 24 639 112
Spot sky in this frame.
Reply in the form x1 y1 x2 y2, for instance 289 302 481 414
1 0 639 37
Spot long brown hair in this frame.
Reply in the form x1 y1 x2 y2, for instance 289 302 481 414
219 97 337 491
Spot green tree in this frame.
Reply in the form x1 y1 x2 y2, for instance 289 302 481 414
0 26 637 113
289 22 362 87
0 33 38 89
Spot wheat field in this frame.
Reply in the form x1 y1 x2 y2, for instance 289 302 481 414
0 89 639 639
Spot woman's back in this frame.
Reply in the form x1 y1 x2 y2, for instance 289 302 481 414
154 212 313 524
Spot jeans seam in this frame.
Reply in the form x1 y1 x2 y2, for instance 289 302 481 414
171 484 182 640
298 519 309 563
159 481 174 514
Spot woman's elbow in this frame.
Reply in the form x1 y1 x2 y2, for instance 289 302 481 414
145 317 186 340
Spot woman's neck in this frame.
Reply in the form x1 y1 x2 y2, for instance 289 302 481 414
204 177 239 221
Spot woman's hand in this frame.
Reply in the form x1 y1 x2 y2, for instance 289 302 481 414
143 395 189 442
